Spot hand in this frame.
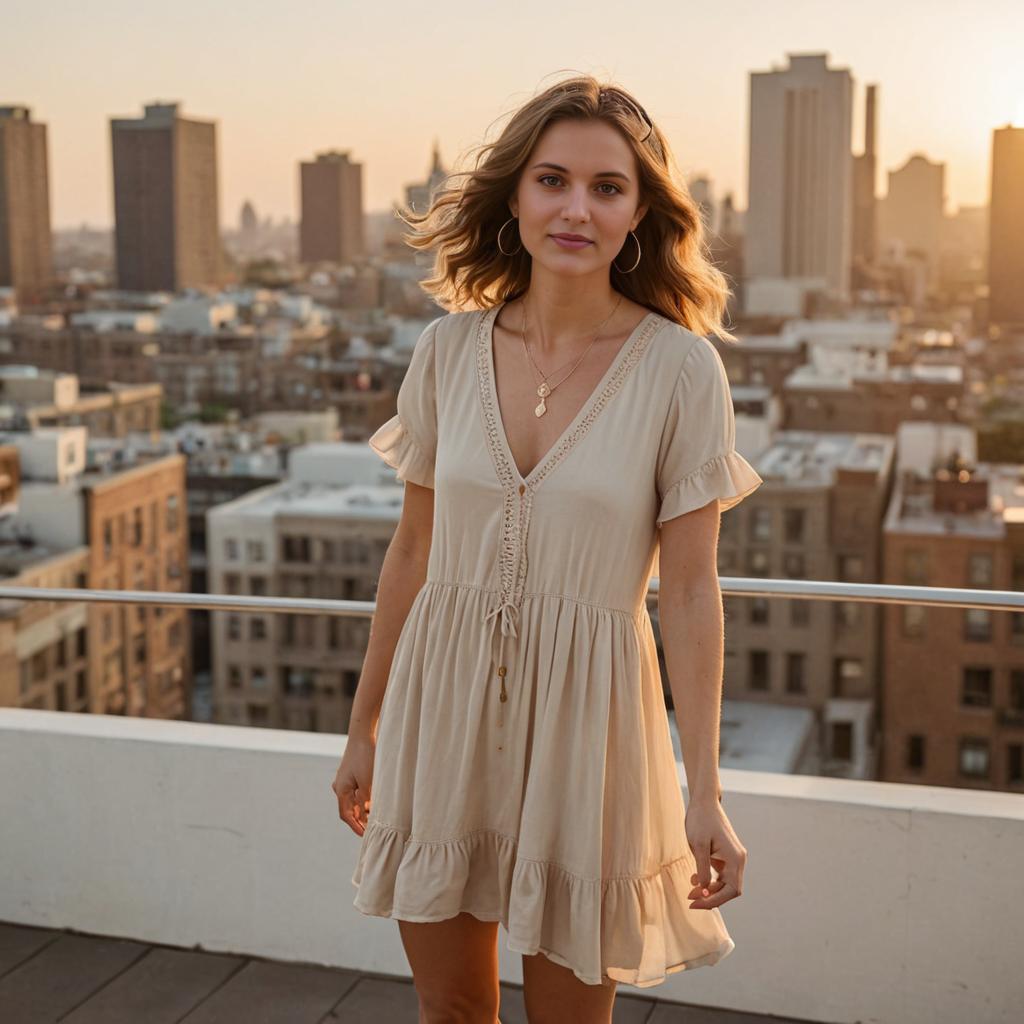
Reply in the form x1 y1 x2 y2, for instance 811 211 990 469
332 736 376 837
684 796 746 910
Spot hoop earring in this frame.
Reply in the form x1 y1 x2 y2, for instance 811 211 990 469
612 230 641 274
497 216 522 256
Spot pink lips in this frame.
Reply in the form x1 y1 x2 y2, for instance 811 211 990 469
550 234 593 249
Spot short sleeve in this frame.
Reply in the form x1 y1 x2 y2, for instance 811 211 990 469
368 316 442 488
655 337 764 525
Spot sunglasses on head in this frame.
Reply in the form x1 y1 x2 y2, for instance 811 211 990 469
597 87 654 143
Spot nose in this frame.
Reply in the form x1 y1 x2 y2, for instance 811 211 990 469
561 186 591 223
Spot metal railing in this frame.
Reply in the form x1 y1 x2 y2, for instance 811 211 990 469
0 578 1021 615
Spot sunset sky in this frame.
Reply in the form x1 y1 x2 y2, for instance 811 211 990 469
8 0 1023 229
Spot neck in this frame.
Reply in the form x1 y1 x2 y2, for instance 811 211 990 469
513 272 622 354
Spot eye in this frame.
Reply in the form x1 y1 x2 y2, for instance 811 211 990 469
538 174 622 196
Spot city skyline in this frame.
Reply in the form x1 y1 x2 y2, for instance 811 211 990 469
8 1 1024 229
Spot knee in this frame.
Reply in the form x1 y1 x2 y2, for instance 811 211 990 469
416 983 500 1024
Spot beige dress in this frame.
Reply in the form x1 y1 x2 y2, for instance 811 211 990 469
351 301 763 988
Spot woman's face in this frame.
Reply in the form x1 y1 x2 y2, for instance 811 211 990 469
509 118 648 278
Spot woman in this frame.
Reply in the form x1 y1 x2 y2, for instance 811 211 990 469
333 73 763 1023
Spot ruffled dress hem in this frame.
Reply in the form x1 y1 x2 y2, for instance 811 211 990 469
350 817 735 989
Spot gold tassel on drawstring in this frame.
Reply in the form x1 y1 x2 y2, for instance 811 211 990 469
497 665 507 729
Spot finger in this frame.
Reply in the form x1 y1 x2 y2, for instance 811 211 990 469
688 877 727 897
691 843 712 890
691 857 727 885
689 881 737 909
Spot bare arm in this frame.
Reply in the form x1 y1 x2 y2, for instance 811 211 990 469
657 497 746 909
347 479 434 745
657 498 725 806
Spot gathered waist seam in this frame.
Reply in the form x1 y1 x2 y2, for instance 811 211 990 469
423 577 644 622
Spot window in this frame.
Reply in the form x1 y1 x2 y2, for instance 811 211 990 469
783 551 805 578
282 535 312 562
1009 744 1023 786
789 599 810 627
166 549 182 579
227 615 242 641
132 507 144 546
837 554 863 582
832 658 863 698
250 617 267 641
1011 670 1024 712
748 650 769 691
783 508 805 544
246 539 265 562
906 734 925 771
340 539 371 566
750 508 771 543
964 609 992 643
282 667 314 697
251 666 268 688
103 519 114 559
748 597 769 625
901 605 926 638
785 652 805 694
282 614 296 646
228 665 243 689
961 667 992 708
967 552 993 588
223 573 241 595
746 549 771 577
834 602 862 630
249 576 267 596
166 493 180 532
903 548 928 585
830 721 853 761
958 737 989 778
224 538 239 561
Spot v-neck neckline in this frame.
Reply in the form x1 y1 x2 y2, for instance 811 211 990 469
479 299 662 490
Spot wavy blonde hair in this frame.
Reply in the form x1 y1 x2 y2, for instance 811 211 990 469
396 73 737 342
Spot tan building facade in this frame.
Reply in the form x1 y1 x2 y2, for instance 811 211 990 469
0 106 53 305
83 454 191 718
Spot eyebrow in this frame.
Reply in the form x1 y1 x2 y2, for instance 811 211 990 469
530 161 631 182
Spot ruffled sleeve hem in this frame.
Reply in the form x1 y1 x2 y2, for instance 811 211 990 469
368 412 435 489
656 449 763 525
351 818 734 989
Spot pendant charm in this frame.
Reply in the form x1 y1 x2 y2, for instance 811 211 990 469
535 381 550 418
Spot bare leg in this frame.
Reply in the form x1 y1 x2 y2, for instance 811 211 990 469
398 911 502 1023
521 949 617 1024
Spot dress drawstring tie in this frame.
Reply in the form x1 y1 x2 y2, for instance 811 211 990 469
483 599 520 728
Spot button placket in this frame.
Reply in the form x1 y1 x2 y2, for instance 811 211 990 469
483 479 533 735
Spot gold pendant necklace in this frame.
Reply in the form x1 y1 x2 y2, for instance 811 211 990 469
521 293 623 417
